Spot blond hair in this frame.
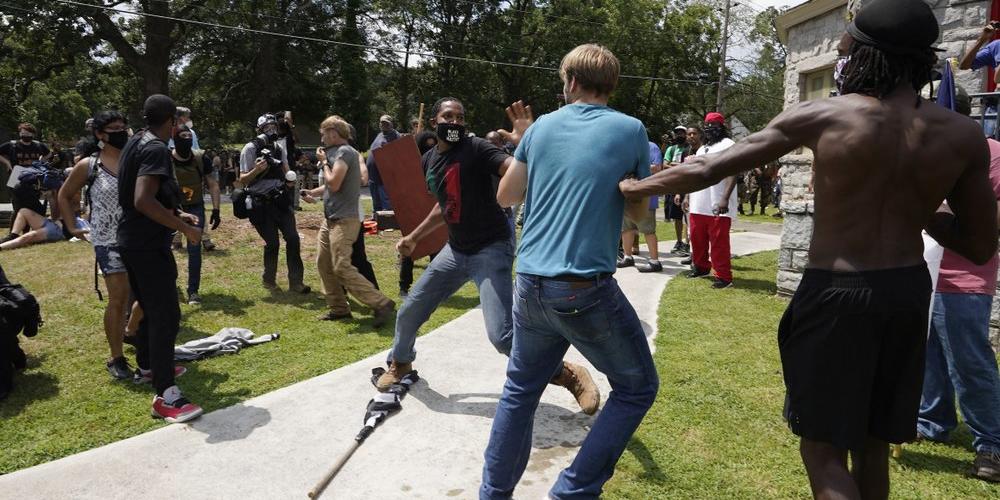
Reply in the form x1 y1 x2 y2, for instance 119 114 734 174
320 115 350 141
559 44 620 97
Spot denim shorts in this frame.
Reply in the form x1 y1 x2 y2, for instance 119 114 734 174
41 220 63 242
94 245 127 275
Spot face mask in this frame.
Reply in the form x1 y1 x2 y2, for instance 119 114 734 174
435 123 466 144
19 135 32 143
833 56 850 95
105 130 128 150
704 126 725 144
174 136 193 156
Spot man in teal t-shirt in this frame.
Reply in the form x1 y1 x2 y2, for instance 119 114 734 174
482 44 659 499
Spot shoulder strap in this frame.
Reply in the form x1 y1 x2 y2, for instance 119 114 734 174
192 150 205 178
87 154 99 182
84 154 100 210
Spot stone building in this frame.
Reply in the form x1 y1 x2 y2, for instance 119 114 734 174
774 0 999 349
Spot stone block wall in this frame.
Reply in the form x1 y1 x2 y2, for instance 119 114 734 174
778 0 999 351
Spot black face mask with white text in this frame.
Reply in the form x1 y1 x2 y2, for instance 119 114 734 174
435 123 466 144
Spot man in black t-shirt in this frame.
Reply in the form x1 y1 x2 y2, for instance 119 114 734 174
1 123 52 229
117 94 204 424
375 97 599 416
0 123 50 171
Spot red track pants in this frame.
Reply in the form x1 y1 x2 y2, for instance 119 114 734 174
688 213 732 282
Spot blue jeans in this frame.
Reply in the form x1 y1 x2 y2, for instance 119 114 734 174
183 204 205 296
481 273 659 500
918 292 1000 454
389 239 514 364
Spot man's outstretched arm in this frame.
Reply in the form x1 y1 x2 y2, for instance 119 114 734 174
620 102 816 199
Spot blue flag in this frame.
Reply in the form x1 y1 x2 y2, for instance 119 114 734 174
936 60 956 111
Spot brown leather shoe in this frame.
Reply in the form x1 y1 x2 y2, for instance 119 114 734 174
376 361 413 391
550 361 600 415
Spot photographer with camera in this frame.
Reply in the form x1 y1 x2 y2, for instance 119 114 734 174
1 123 52 232
171 124 221 305
239 114 310 293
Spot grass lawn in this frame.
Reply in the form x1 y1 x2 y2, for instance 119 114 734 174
604 251 1000 499
0 201 480 474
738 211 784 225
645 213 779 249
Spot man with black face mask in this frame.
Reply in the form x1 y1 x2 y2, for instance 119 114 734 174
172 125 221 305
681 113 737 289
1 123 52 232
239 114 310 293
375 97 600 418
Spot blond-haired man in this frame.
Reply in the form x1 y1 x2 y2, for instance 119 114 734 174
302 115 395 326
482 44 658 499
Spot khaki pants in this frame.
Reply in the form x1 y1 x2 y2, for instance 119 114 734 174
317 217 389 314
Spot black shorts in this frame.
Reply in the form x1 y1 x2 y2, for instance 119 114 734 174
664 195 684 221
778 264 931 450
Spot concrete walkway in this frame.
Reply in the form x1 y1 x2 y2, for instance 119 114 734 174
0 232 780 500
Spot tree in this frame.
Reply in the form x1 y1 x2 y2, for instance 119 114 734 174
722 6 786 132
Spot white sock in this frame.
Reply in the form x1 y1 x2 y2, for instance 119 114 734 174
162 385 183 405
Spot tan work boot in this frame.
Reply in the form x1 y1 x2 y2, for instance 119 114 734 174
376 361 413 391
550 361 600 415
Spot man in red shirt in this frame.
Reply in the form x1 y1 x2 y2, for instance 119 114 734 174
917 92 1000 482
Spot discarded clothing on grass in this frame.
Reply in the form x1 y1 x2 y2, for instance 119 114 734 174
174 327 279 361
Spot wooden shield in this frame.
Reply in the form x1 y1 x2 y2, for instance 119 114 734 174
373 135 447 260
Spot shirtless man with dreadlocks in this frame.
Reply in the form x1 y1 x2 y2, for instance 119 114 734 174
621 0 998 498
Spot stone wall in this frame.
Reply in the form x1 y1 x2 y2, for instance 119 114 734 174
777 4 846 295
777 0 999 351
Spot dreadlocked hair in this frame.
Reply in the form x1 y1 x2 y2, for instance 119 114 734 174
839 43 936 99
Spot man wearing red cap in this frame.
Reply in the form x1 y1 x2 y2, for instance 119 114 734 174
621 0 999 496
686 112 737 288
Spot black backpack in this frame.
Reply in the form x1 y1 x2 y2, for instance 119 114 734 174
0 279 41 338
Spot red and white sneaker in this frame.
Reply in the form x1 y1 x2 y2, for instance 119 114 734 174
151 386 203 423
133 365 187 385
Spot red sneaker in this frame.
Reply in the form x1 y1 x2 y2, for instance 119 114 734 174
151 386 203 423
133 365 187 385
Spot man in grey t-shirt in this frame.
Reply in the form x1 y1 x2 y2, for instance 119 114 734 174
321 145 360 220
302 116 394 326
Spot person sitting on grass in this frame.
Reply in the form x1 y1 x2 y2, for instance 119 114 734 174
0 206 87 251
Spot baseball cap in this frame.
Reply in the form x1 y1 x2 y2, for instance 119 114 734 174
704 112 725 125
673 126 687 132
379 114 394 125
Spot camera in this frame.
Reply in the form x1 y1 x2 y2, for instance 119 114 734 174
258 147 283 169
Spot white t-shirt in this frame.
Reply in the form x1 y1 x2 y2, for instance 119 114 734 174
688 138 738 218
